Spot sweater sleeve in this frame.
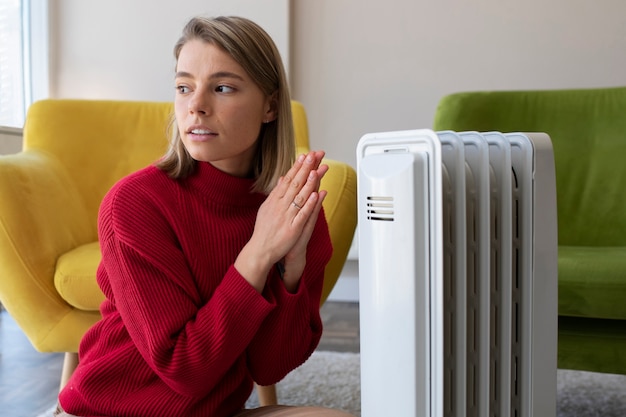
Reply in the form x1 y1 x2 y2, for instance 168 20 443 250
98 182 275 398
245 211 332 385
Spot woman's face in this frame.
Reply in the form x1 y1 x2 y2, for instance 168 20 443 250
174 39 276 177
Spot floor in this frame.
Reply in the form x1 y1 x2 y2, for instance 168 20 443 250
0 301 360 416
0 308 64 416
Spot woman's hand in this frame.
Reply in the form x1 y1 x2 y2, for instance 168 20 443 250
234 151 328 293
280 160 327 292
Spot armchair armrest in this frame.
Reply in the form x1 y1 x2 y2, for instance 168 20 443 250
319 158 357 304
0 150 98 351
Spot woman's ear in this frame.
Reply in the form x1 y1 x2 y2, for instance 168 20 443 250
263 91 278 123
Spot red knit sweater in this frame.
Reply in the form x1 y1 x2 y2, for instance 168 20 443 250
59 162 332 417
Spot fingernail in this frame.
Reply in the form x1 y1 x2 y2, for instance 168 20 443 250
297 154 305 163
306 154 314 163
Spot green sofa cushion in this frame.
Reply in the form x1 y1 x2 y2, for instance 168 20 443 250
559 246 626 320
559 316 626 374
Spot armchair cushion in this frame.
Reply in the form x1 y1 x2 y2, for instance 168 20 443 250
55 242 104 311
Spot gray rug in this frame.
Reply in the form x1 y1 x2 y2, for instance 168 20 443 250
245 351 361 414
557 369 626 417
38 351 626 417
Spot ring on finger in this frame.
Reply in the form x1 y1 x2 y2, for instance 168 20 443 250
292 201 302 210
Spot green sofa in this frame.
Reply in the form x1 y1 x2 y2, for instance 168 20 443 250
433 86 626 375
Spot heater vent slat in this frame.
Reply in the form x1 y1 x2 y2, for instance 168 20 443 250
366 196 395 221
358 129 558 417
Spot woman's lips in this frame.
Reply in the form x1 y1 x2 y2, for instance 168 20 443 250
187 127 217 141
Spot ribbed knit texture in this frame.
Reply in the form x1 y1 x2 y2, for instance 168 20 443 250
58 162 332 417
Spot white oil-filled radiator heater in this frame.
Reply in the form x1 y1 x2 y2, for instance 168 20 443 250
357 130 558 417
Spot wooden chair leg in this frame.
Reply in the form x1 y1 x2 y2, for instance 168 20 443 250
59 352 79 392
256 383 278 406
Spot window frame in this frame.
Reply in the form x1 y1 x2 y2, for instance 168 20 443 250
23 0 49 110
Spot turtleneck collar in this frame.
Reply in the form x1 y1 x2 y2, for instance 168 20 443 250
185 161 266 207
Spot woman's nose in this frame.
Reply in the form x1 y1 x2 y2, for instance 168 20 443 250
188 92 210 115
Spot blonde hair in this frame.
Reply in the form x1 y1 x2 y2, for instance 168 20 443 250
156 16 295 194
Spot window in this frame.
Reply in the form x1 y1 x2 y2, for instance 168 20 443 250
0 0 48 128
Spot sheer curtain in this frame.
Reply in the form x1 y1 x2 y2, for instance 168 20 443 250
0 0 48 129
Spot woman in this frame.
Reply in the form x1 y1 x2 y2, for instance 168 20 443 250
56 15 354 417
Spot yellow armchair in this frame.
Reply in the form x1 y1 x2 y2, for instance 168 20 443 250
0 99 357 399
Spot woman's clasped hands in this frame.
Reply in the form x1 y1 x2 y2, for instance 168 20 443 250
235 150 328 293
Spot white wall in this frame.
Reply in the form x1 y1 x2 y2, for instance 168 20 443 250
291 0 626 168
50 0 626 166
49 0 289 101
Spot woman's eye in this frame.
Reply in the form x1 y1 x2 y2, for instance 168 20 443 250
216 85 235 93
176 85 190 94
